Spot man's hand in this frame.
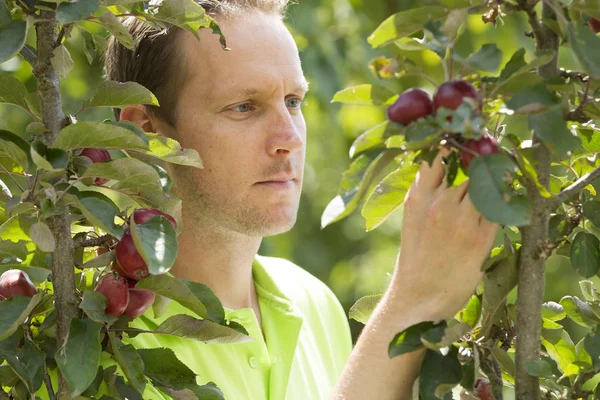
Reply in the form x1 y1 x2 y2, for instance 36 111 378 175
331 151 499 400
391 150 499 322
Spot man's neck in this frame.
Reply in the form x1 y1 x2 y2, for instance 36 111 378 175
168 209 263 312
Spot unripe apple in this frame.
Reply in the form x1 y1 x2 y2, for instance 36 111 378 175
589 18 600 33
474 378 492 400
115 232 149 281
386 88 433 126
133 208 177 230
124 289 155 318
460 134 500 170
433 80 479 114
0 270 36 300
80 148 111 186
95 274 130 317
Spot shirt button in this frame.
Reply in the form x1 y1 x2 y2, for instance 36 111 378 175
249 356 258 368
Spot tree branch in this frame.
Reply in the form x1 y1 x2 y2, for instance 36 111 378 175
20 45 37 66
548 166 600 210
44 371 57 400
480 348 504 400
73 233 115 248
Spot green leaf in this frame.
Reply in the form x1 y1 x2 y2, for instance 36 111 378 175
361 164 419 231
349 294 383 324
462 43 503 73
153 0 213 38
82 158 160 189
0 136 29 173
580 280 600 303
456 295 482 327
51 44 74 79
505 83 558 114
567 22 600 79
134 274 208 319
79 290 118 325
30 141 69 172
542 301 566 321
578 127 600 153
468 154 531 226
560 296 600 327
96 11 135 49
109 333 146 395
570 232 600 278
542 327 576 373
130 215 178 275
331 84 397 106
137 347 196 388
129 133 203 167
179 279 225 323
0 292 42 341
523 359 554 378
79 249 115 269
419 347 462 400
480 252 518 336
421 322 470 350
2 341 46 393
150 314 252 343
0 19 27 64
29 221 56 252
529 107 581 156
84 81 159 109
583 201 600 228
57 0 100 24
55 318 103 397
584 327 600 369
79 27 97 64
388 321 437 358
0 75 29 112
74 191 124 237
159 383 225 400
350 121 403 159
53 121 149 150
368 7 447 48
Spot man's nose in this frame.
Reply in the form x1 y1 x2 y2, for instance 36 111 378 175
266 105 304 156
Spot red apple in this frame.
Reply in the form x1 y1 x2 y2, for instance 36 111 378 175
127 279 137 289
433 80 479 114
589 18 600 33
80 148 111 186
124 289 155 318
386 88 433 126
460 134 500 170
0 270 36 300
474 378 492 400
115 232 149 281
95 274 130 317
133 208 177 230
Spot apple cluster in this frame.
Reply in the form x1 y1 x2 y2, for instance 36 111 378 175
95 208 177 317
0 269 36 301
386 80 499 170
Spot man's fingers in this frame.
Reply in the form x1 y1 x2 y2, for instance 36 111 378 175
417 150 445 193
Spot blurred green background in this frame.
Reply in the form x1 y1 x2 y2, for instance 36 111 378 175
0 0 595 345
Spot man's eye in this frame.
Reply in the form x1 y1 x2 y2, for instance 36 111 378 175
234 103 252 112
286 98 303 108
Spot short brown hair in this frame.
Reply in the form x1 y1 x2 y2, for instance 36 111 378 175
104 0 292 126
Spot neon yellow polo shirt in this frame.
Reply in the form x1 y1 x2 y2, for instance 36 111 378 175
121 255 352 399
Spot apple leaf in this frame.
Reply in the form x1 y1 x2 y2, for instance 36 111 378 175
567 22 600 79
79 291 119 325
462 43 503 73
349 294 383 325
361 163 419 231
109 333 146 395
368 7 447 48
151 314 252 344
577 127 600 152
130 215 178 275
331 84 397 106
529 108 581 157
0 75 29 113
542 327 576 374
560 295 600 327
480 251 518 336
51 45 74 79
57 0 100 25
137 347 196 388
1 340 45 393
53 121 149 150
468 153 531 226
570 232 600 278
29 221 56 252
523 359 554 378
584 327 600 370
179 279 225 323
456 295 482 328
388 321 438 358
84 81 159 109
0 18 27 64
159 383 225 400
0 136 29 173
419 347 462 400
350 121 404 159
542 301 566 322
583 201 600 228
154 0 214 39
74 191 124 237
128 133 203 168
30 141 69 172
82 158 160 188
505 82 558 114
55 318 103 397
96 11 135 49
0 293 43 341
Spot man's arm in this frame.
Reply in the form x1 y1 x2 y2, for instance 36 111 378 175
332 151 499 399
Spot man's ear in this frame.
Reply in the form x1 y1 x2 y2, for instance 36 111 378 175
119 105 156 132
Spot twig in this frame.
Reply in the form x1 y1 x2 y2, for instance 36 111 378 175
480 348 504 400
548 165 600 210
73 233 115 248
0 164 25 193
20 45 37 66
44 371 57 400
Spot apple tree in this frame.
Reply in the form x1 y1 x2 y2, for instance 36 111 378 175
324 0 600 399
0 0 249 399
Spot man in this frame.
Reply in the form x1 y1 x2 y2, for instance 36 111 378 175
105 0 499 398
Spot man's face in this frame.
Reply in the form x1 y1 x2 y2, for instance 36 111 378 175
164 12 308 237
